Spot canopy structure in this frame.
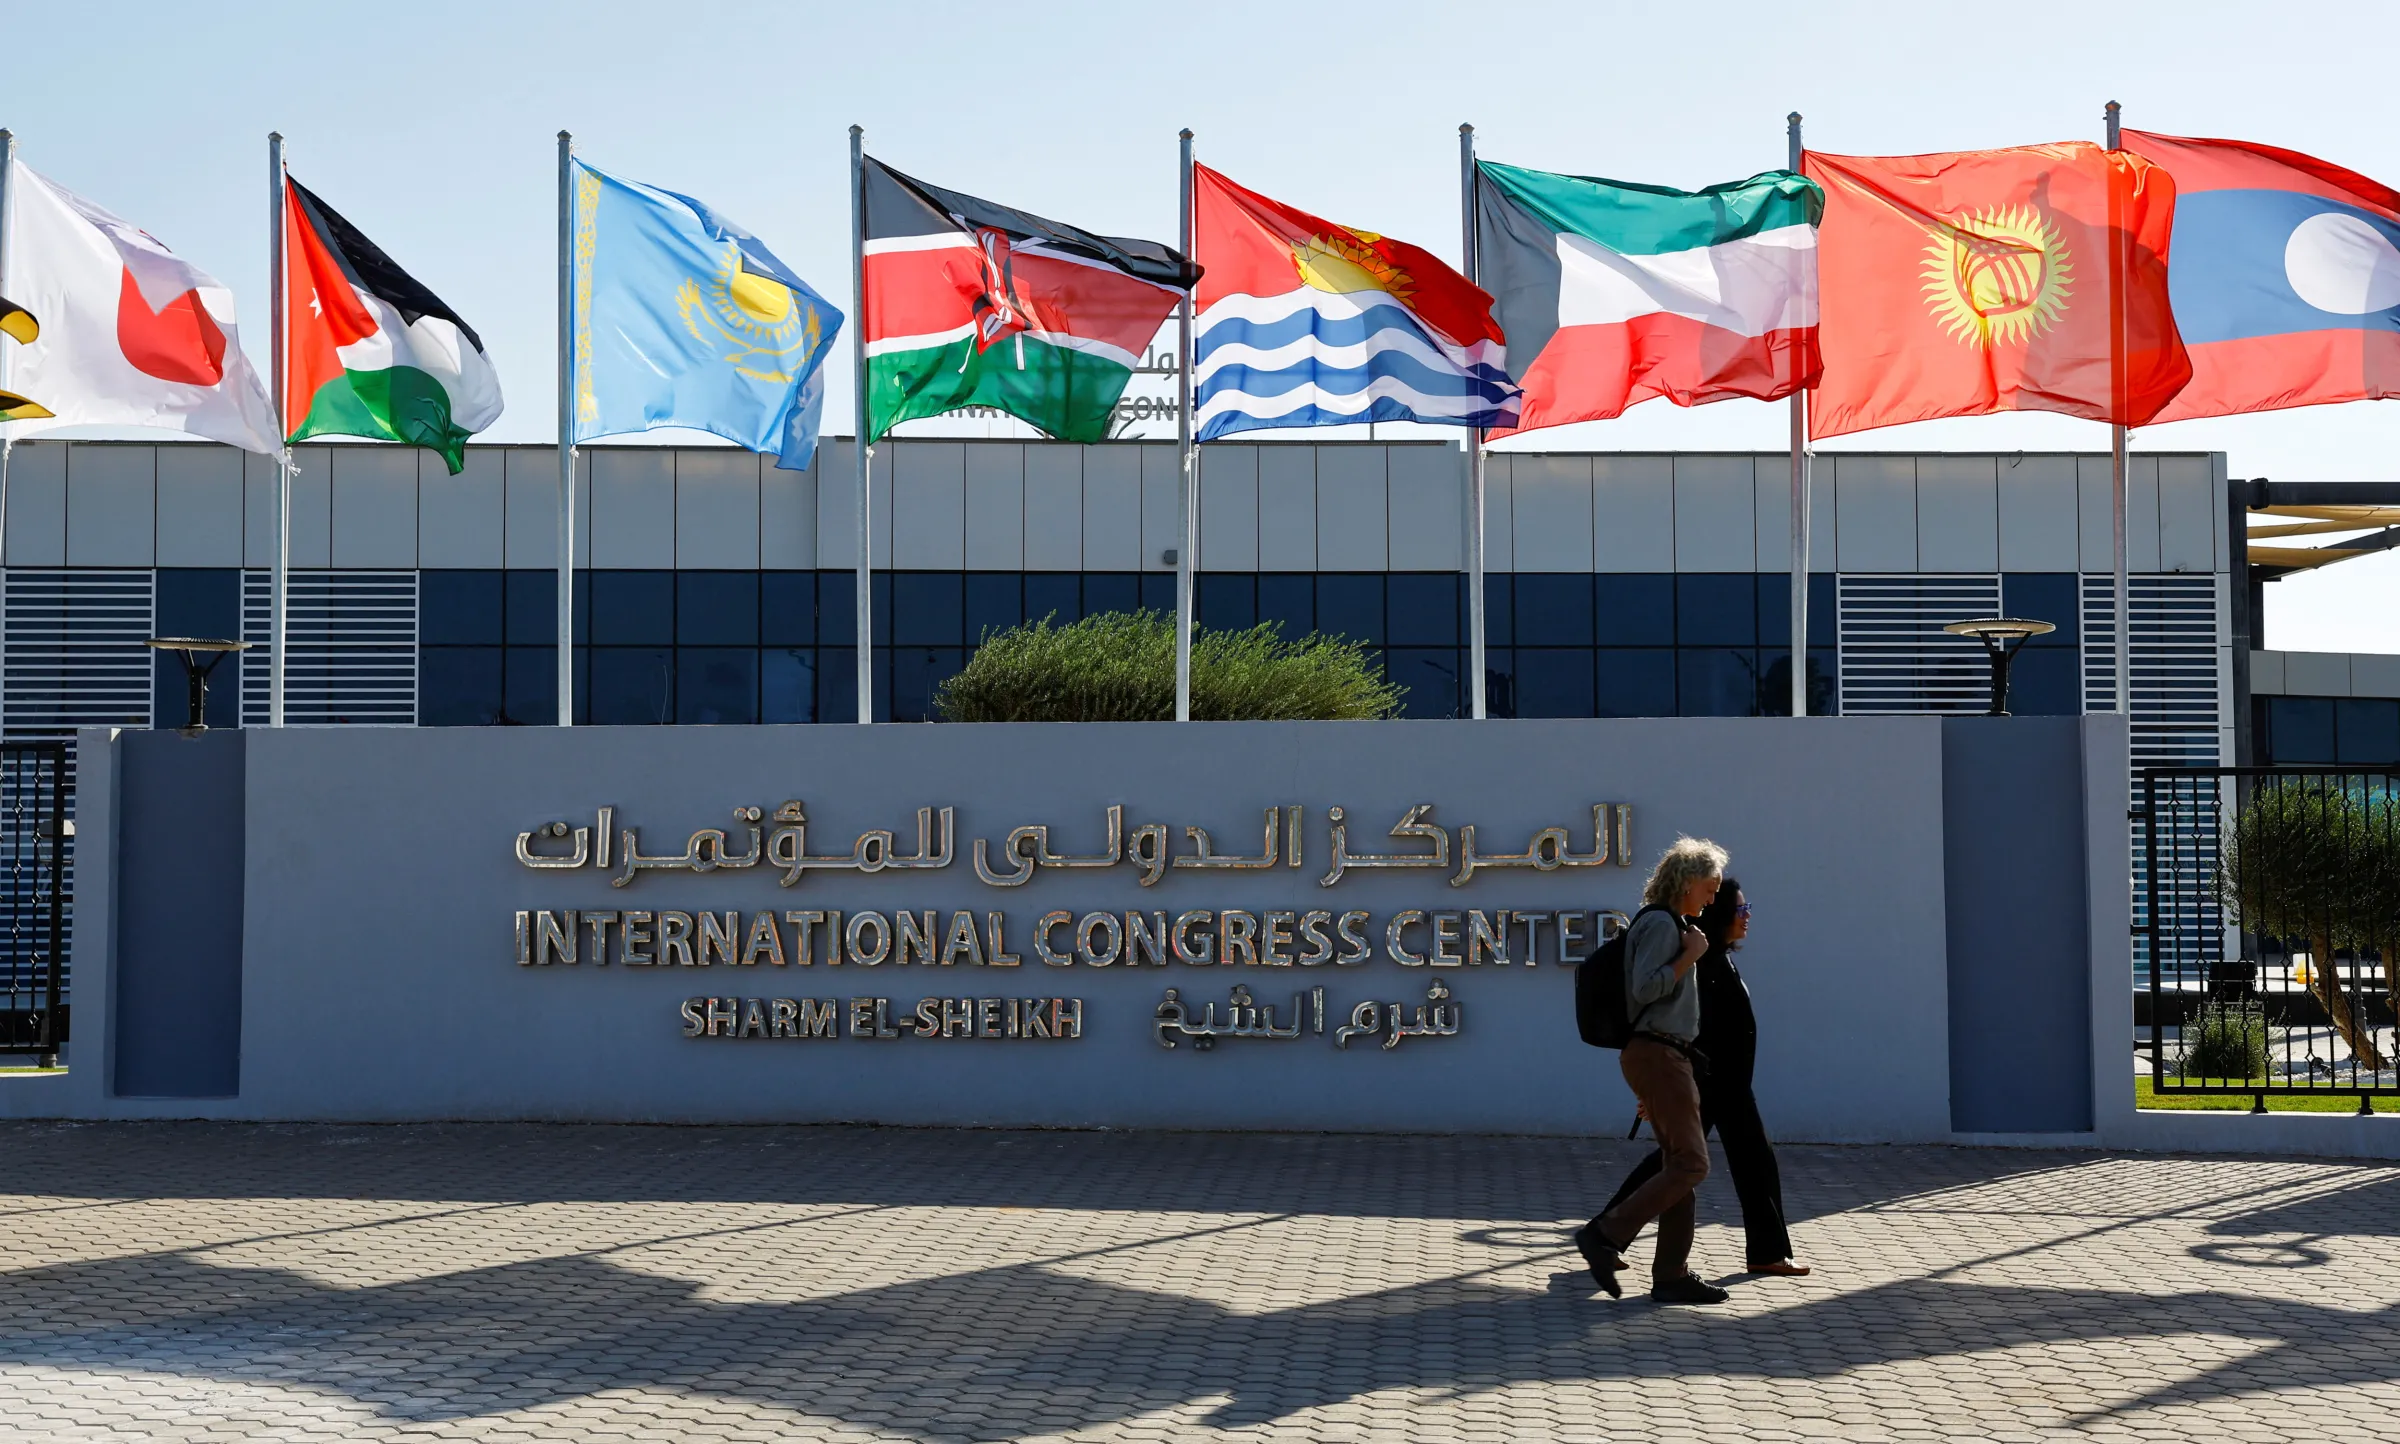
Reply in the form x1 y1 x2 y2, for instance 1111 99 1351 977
2237 481 2400 581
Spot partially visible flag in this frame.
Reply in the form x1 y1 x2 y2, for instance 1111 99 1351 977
283 177 502 473
1192 164 1514 440
2121 129 2400 422
1475 161 1818 433
572 159 842 470
0 297 51 420
1 160 277 451
862 157 1195 444
1804 143 2189 438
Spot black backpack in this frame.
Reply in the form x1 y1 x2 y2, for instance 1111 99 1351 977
1575 904 1680 1049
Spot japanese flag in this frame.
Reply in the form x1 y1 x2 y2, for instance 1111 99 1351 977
2 159 278 452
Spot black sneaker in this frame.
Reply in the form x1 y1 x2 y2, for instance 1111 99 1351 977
1572 1226 1627 1298
1649 1272 1730 1305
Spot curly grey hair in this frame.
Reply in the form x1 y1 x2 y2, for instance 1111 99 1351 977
1641 835 1730 909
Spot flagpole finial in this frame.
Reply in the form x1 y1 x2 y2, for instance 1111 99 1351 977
268 130 282 143
1179 127 1193 142
1787 111 1801 126
849 123 863 140
1459 122 1473 137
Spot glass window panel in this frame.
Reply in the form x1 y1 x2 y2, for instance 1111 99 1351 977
1593 574 1674 646
1596 648 1675 717
1478 573 1513 648
675 572 760 646
761 572 816 646
589 646 674 725
505 646 563 726
1386 647 1462 719
814 571 890 645
1515 574 1595 646
2002 572 2081 646
893 646 967 723
588 571 673 646
891 572 964 646
155 568 241 641
1024 574 1080 626
1514 647 1595 718
1140 572 1176 614
417 646 503 726
675 646 759 725
1258 573 1314 635
2265 698 2336 764
1677 646 1759 716
1481 648 1515 718
762 648 817 723
1198 573 1256 632
1386 573 1459 646
964 573 1022 644
1316 573 1384 645
1083 572 1138 617
2336 698 2400 765
816 648 892 723
507 569 588 647
2004 646 2080 716
1755 648 1841 717
1676 574 1756 646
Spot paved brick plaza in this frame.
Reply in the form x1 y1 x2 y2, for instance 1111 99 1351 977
0 1123 2392 1442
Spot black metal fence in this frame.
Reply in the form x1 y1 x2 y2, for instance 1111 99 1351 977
2141 766 2398 1108
0 743 67 1066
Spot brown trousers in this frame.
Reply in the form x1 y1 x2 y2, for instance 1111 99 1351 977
1595 1037 1710 1282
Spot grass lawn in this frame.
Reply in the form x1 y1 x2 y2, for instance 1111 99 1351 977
2135 1075 2387 1113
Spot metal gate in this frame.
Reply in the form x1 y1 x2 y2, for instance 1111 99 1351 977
0 742 67 1066
2140 766 2398 1109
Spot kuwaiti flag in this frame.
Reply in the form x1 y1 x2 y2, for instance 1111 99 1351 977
1475 161 1820 433
283 177 502 473
1193 164 1515 440
1 160 277 452
2122 129 2400 422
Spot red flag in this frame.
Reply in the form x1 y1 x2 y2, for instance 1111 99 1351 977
1804 143 2189 438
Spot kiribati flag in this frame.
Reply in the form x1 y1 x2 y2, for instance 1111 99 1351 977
1192 165 1516 440
2123 129 2400 422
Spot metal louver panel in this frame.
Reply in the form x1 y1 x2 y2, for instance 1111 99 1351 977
242 571 419 726
1835 574 2001 716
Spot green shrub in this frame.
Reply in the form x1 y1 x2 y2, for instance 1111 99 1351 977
2177 1000 2269 1082
934 610 1405 723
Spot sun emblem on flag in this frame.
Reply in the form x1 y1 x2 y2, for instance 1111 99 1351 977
1292 230 1415 301
676 242 816 382
1920 205 2072 347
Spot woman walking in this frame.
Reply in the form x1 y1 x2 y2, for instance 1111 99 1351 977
1601 877 1809 1280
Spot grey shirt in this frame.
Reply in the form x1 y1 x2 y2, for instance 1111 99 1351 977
1623 909 1699 1044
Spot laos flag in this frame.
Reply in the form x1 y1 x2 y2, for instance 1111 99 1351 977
2123 129 2400 422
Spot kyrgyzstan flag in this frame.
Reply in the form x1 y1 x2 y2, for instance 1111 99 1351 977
1804 143 2190 438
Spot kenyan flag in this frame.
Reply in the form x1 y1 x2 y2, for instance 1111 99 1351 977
281 177 502 472
862 158 1196 443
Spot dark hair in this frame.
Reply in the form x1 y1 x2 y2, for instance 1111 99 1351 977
1698 877 1743 952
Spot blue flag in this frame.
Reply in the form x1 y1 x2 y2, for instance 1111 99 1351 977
571 159 842 469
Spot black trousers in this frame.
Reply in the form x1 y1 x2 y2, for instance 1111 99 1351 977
1602 1079 1792 1267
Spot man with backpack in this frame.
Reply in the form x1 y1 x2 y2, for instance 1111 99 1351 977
1573 836 1730 1305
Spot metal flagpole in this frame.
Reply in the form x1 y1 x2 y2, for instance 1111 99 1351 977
1175 129 1196 722
1787 112 1811 719
850 125 873 725
2106 100 2130 715
1460 122 1487 720
269 132 291 727
555 131 577 727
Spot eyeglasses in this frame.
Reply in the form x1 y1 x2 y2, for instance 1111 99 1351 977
1734 903 1754 920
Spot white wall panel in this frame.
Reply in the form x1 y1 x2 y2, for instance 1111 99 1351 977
1138 444 1180 572
1386 444 1461 571
963 444 1024 571
2157 455 2217 574
1314 444 1387 570
1832 454 1917 572
1512 454 1594 572
417 447 504 569
2248 649 2285 694
65 443 154 567
1258 444 1320 571
3 441 66 567
890 441 964 571
155 444 245 568
285 445 334 568
2350 652 2400 698
760 453 818 570
503 448 589 570
1593 454 1672 572
2076 454 2112 575
1754 456 1791 573
1200 445 1260 572
588 449 675 569
329 447 419 568
1672 454 1755 571
2284 650 2350 696
1996 454 2079 573
811 441 890 570
1080 444 1141 570
1021 445 1080 570
676 449 763 570
1481 453 1513 572
1914 454 1998 573
2128 454 2162 573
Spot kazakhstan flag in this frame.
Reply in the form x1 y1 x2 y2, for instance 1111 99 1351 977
571 159 842 469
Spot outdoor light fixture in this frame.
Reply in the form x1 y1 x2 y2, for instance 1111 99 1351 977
147 638 250 736
1942 618 2056 717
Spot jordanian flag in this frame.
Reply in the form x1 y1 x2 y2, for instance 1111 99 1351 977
281 177 502 472
862 158 1196 443
1475 161 1821 433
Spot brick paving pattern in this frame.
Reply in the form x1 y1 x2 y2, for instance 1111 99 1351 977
0 1123 2392 1441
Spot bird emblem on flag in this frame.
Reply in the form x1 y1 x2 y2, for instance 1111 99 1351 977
677 241 823 384
1920 206 2073 347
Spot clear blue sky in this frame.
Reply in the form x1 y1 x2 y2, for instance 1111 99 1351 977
10 0 2398 651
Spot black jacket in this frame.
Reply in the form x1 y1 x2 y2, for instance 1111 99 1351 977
1692 946 1759 1091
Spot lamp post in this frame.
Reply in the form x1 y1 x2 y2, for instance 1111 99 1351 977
1942 618 2055 717
147 638 251 736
